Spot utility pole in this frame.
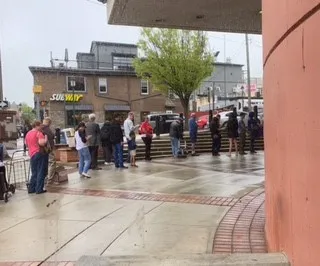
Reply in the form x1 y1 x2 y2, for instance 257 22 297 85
245 33 252 111
224 34 227 107
212 81 215 111
0 42 3 101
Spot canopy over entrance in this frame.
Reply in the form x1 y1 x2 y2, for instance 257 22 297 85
106 0 261 34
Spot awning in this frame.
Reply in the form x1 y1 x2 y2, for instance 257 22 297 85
104 104 130 111
65 104 93 111
107 0 262 34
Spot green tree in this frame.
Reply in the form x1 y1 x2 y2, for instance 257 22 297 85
134 28 214 118
20 103 35 124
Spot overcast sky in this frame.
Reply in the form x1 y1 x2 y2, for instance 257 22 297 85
0 0 263 106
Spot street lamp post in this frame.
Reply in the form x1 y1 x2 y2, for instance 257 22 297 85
70 80 76 128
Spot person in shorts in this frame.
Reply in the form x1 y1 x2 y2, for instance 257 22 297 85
128 131 137 167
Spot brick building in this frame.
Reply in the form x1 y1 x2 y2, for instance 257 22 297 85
29 42 183 128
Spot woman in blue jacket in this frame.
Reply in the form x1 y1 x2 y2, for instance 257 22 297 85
188 113 199 156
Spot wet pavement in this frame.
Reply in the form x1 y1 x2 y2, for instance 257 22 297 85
0 152 265 264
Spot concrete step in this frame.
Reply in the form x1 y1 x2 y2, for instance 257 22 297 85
77 253 289 266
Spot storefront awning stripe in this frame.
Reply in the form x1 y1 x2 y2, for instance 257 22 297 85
65 105 93 111
104 104 130 111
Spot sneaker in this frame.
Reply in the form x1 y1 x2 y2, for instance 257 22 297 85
119 166 128 169
104 162 111 166
82 173 91 178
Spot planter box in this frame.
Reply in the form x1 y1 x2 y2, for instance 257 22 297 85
59 147 78 163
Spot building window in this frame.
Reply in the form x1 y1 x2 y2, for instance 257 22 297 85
99 78 107 93
67 76 86 92
141 80 149 95
112 54 135 71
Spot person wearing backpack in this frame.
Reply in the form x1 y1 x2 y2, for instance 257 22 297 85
248 111 260 154
100 120 113 166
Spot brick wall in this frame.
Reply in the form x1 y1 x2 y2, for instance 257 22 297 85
32 70 183 127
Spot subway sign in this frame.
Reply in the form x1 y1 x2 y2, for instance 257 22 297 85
50 94 83 102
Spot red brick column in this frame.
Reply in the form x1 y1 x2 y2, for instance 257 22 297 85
263 1 320 265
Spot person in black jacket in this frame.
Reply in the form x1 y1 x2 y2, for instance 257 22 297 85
226 113 239 157
110 116 128 169
100 120 113 166
210 117 221 156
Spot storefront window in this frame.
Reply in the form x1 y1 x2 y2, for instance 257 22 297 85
66 110 92 127
105 111 128 124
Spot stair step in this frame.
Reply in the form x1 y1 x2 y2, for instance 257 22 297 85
77 253 289 266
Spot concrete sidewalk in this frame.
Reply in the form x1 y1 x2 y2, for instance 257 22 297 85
0 153 265 264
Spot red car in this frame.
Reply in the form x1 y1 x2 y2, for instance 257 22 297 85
197 115 209 129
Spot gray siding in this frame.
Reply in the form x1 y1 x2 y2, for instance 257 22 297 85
197 64 243 98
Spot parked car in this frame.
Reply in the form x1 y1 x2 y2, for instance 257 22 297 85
197 115 209 129
139 113 180 134
218 111 262 128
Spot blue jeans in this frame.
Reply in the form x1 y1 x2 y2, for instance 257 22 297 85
170 137 179 157
78 147 91 174
114 143 124 167
29 153 46 193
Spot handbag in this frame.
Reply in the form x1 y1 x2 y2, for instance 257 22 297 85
38 132 51 154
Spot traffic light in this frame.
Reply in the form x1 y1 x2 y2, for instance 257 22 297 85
40 101 48 107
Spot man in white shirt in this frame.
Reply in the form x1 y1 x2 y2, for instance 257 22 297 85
123 112 138 163
124 112 135 140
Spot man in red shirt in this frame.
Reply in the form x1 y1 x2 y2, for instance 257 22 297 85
25 121 48 194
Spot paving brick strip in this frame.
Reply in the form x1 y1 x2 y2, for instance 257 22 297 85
212 187 266 254
47 187 238 207
0 262 75 265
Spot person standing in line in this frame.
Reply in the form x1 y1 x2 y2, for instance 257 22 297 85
75 122 91 178
23 120 32 156
86 113 101 170
129 131 138 167
238 113 247 155
110 116 128 169
226 113 239 157
123 112 136 163
140 116 153 161
100 120 113 166
188 113 199 156
216 114 222 153
169 118 183 158
210 116 221 156
25 121 48 194
41 117 56 185
248 112 260 154
0 142 10 200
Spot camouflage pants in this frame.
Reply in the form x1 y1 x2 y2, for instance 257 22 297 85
45 151 56 185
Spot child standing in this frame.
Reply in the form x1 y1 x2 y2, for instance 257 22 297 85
128 131 137 167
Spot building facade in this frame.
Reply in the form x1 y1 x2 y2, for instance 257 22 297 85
193 62 244 111
107 1 320 266
30 42 183 128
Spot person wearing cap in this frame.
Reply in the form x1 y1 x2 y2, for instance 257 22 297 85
169 117 183 158
188 113 199 156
